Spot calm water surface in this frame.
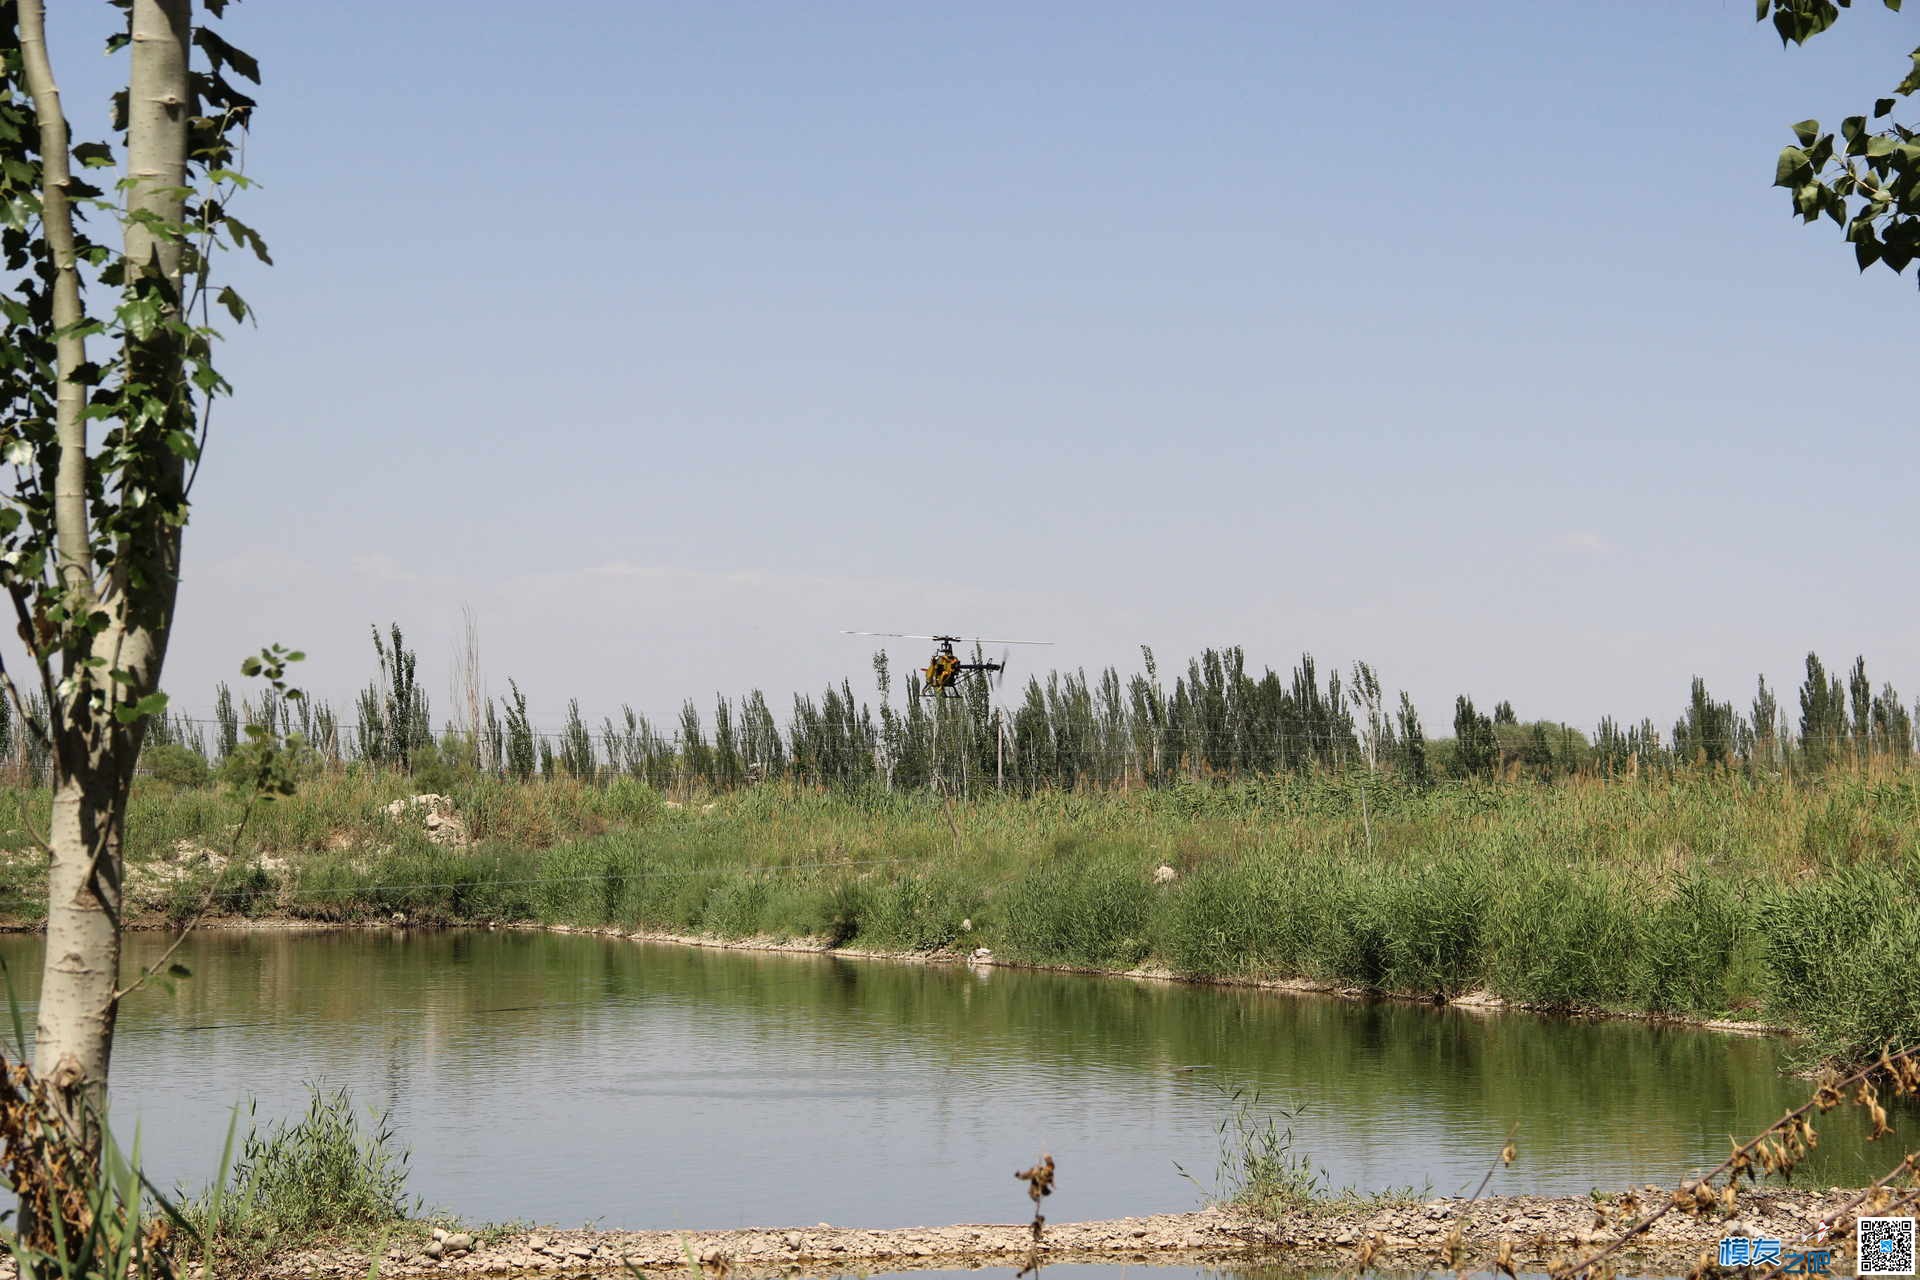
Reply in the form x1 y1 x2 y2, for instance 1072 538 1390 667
0 930 1892 1231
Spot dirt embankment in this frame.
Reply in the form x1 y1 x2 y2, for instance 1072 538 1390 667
190 1190 1861 1278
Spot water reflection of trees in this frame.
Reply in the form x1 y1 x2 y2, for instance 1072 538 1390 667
0 931 1897 1194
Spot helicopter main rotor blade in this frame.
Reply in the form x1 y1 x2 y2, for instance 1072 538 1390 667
841 630 1052 645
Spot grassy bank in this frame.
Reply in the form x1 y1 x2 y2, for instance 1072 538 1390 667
4 769 1918 1064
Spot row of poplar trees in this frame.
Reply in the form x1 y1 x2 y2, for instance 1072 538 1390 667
75 643 1920 795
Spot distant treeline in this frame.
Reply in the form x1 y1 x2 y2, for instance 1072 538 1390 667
2 624 1909 793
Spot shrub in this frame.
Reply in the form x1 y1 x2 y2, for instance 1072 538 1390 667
144 743 211 788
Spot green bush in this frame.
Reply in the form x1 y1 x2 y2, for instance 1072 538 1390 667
408 739 478 795
143 743 211 788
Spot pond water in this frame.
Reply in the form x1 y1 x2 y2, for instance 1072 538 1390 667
0 929 1893 1231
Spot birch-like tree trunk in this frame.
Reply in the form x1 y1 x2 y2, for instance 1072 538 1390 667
16 0 193 1150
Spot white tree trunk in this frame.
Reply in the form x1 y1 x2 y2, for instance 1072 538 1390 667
19 0 193 1151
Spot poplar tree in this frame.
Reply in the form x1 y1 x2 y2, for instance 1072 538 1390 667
501 680 536 781
1674 676 1738 767
0 0 264 1184
1759 0 1919 282
560 697 596 779
1394 691 1430 785
1849 656 1873 765
1872 681 1913 758
1752 676 1780 769
1452 696 1497 778
1799 652 1848 767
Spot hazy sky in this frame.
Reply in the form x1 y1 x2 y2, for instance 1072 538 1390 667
19 1 1920 739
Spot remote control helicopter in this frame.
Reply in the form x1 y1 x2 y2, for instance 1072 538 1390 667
842 632 1051 697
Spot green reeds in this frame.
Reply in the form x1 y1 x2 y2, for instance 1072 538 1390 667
6 768 1920 1064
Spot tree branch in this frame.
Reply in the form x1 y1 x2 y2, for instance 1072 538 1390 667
15 0 96 616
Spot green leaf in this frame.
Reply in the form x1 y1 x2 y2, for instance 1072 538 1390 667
193 27 261 84
239 656 262 676
1775 145 1812 187
224 215 273 266
54 318 107 342
1855 236 1883 269
71 141 114 169
112 691 170 725
216 285 248 323
1876 98 1897 118
1792 118 1821 147
120 293 163 342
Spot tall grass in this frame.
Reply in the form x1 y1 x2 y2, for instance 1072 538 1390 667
187 1086 418 1262
5 768 1919 1064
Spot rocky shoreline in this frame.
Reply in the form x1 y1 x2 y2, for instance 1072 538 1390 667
137 1190 1861 1278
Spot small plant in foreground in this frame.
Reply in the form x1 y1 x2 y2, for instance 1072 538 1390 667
188 1085 418 1258
1178 1084 1328 1217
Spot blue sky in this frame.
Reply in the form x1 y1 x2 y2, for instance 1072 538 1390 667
27 1 1920 737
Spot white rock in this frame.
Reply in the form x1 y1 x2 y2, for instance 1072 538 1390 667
970 947 993 962
382 793 470 847
1152 864 1178 884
